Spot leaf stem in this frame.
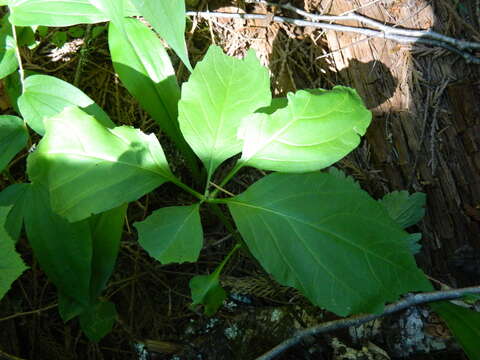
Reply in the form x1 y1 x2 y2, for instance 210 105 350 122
209 162 244 199
169 176 205 201
214 242 242 275
10 16 25 93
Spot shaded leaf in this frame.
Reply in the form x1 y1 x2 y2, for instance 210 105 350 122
58 292 85 322
135 204 203 264
18 74 113 135
190 272 226 316
130 0 191 70
0 206 28 300
89 205 126 299
79 300 117 342
430 302 480 360
27 107 173 222
227 172 431 316
256 97 288 115
23 184 93 305
0 115 28 172
379 191 426 229
179 46 271 179
238 87 371 172
0 183 29 240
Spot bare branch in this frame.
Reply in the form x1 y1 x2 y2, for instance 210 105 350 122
185 10 480 64
256 285 480 360
248 0 480 50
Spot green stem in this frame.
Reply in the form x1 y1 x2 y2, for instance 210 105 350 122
10 17 25 93
169 176 205 201
214 242 242 275
209 161 244 199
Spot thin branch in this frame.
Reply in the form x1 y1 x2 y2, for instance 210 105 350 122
256 285 480 360
248 0 480 50
186 11 480 64
0 349 26 360
0 303 57 323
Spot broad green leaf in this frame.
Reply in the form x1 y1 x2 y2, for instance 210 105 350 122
130 0 191 70
179 46 271 179
89 0 124 29
4 70 23 112
89 205 126 299
23 184 93 305
190 272 226 316
328 167 360 189
227 172 431 316
108 18 199 175
430 302 480 360
58 206 126 322
8 0 140 27
406 232 422 255
58 292 85 322
379 191 426 229
135 204 203 264
0 15 18 80
18 74 113 135
0 206 28 300
0 183 29 240
79 300 117 342
0 115 28 172
238 86 372 172
27 107 173 222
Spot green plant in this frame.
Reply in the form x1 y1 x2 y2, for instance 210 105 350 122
0 1 479 357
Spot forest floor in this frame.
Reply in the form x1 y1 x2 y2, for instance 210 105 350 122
1 0 479 359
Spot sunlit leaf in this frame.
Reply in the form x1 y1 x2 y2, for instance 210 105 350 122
89 0 124 29
108 18 199 175
227 172 431 316
130 0 191 70
27 107 173 222
135 204 203 264
0 14 18 80
238 87 371 172
179 46 271 179
18 74 114 135
8 0 139 26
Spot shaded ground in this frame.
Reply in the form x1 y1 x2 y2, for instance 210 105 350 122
1 0 479 359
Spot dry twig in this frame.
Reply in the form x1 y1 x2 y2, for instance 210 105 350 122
256 285 480 359
186 2 480 64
